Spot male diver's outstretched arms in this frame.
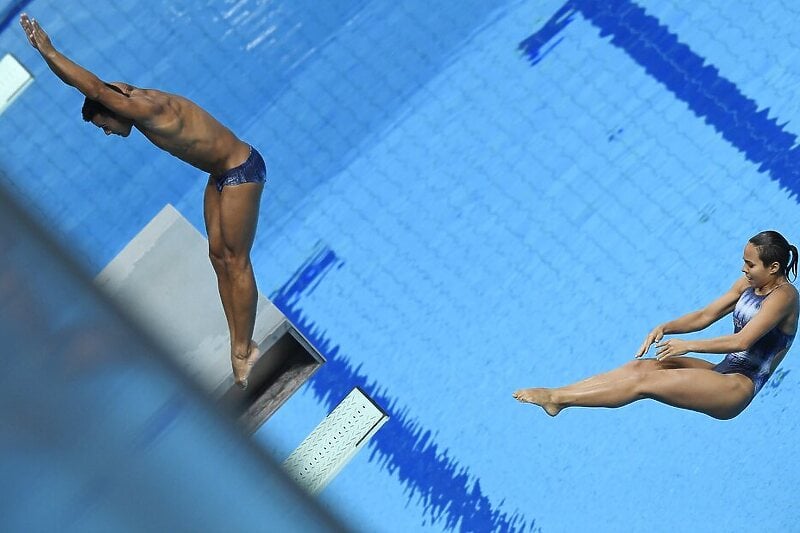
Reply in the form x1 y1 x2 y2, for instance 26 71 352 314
636 277 749 357
19 14 162 122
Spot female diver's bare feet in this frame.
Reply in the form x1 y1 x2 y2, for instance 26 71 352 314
513 388 563 417
232 340 260 389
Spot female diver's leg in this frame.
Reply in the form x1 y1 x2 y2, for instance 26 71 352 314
513 357 710 409
514 357 753 419
558 356 714 390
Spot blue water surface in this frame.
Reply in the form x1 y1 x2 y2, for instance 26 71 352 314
2 0 799 531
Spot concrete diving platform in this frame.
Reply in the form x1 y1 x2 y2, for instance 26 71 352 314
96 204 324 434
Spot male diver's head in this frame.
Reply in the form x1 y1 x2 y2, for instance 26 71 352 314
81 83 133 137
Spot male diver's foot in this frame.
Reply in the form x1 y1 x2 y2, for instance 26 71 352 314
512 388 562 417
232 341 261 389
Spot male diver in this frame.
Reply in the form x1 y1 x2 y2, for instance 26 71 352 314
21 14 265 388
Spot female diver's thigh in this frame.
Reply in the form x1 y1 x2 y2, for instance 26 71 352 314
641 367 753 419
656 356 715 370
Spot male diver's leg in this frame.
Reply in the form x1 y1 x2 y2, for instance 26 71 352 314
203 177 237 347
219 181 264 386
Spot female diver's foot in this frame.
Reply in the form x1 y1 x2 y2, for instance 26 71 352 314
232 340 261 389
513 388 563 417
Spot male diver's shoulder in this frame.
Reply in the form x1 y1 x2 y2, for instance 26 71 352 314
135 89 176 116
132 87 169 102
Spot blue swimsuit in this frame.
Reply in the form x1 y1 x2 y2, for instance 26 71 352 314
712 287 794 395
213 145 267 192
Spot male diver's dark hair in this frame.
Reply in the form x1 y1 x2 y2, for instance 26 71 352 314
81 83 125 122
749 230 798 281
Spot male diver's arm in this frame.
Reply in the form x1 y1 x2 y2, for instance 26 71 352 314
19 14 160 121
636 277 746 357
20 14 108 98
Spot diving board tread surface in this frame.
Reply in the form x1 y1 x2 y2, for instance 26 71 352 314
283 387 389 495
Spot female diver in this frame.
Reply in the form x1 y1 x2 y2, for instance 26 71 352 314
513 230 798 420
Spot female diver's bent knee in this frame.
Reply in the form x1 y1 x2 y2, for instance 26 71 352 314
707 404 747 420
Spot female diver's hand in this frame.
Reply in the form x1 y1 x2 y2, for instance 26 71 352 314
636 325 665 358
655 338 689 360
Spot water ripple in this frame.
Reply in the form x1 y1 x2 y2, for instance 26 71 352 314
271 244 538 532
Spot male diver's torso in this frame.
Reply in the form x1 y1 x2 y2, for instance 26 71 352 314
133 88 250 175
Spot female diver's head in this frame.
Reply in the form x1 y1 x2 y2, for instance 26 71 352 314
743 230 798 288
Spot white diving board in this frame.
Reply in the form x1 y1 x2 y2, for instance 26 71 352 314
0 53 33 115
283 387 389 495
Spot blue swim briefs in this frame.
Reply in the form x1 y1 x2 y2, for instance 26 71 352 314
213 145 267 192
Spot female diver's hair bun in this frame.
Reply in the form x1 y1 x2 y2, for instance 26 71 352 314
788 244 799 281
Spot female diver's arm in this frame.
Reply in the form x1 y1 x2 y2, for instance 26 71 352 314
656 285 796 359
664 277 748 333
636 277 748 357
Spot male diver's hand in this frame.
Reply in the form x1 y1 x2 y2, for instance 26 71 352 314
20 14 56 57
636 325 665 358
655 338 689 360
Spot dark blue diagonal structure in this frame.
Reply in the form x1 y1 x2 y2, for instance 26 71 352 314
521 0 800 200
272 246 538 533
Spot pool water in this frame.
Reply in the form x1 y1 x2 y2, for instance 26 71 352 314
2 1 799 531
